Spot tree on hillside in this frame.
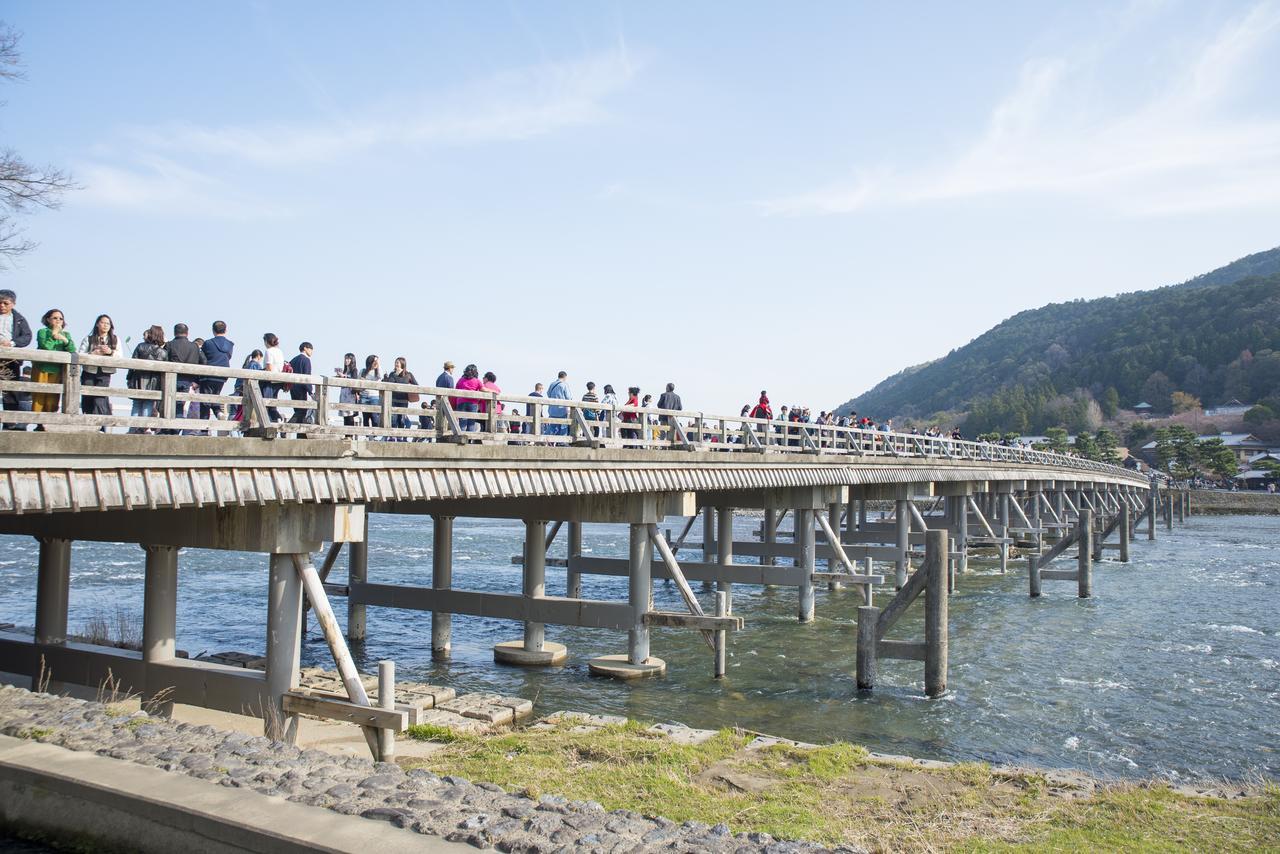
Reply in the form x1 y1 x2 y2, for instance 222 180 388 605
1044 427 1069 454
1073 432 1099 460
1101 386 1120 419
0 24 74 265
1095 428 1119 462
1196 438 1239 480
1154 425 1199 478
1171 391 1201 414
1142 372 1175 415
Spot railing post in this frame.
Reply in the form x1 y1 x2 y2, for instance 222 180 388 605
60 352 81 415
314 377 330 428
160 371 177 421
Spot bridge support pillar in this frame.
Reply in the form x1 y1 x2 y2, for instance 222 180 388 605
700 507 714 592
588 522 664 679
1165 495 1174 531
346 514 368 643
1078 508 1093 598
142 544 178 716
1176 490 1185 523
430 515 453 660
1119 502 1130 562
565 522 583 598
762 508 777 589
826 501 843 591
894 500 909 589
265 553 301 744
717 507 734 614
496 520 567 666
1147 483 1156 540
997 491 1010 574
34 536 71 646
796 508 815 622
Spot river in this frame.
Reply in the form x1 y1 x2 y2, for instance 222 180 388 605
0 513 1275 783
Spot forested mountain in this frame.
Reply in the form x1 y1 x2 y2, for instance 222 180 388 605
836 247 1280 435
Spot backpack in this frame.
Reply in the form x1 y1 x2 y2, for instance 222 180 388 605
280 361 293 391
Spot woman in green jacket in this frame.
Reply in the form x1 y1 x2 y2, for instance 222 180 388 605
33 308 75 413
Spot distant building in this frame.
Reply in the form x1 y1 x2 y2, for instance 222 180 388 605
1133 402 1154 419
1140 432 1272 466
1204 398 1251 419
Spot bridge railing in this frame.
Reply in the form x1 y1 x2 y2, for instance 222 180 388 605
0 351 1142 480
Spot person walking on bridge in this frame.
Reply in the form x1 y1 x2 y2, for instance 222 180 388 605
657 382 682 439
78 314 119 418
126 325 167 432
33 309 75 416
382 356 418 435
523 382 544 436
166 323 205 428
287 342 314 429
452 364 483 432
199 321 234 420
546 371 571 435
0 289 32 428
620 386 641 442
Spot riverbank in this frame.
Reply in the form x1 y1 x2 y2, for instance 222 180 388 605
1190 489 1280 515
1 686 1275 852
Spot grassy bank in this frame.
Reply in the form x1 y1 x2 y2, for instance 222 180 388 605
405 720 1279 852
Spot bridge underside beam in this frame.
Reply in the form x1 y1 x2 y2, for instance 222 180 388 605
369 492 695 524
0 504 365 553
694 486 842 511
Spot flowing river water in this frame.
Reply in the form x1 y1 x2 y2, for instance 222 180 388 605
0 513 1276 783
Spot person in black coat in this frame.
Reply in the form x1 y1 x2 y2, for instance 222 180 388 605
288 342 314 426
0 289 33 428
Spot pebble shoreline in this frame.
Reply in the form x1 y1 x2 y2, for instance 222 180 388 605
0 685 860 853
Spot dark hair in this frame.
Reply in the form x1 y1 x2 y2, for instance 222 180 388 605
463 364 479 379
242 351 261 368
364 354 378 371
299 341 313 352
91 314 117 348
483 371 496 382
604 384 615 395
145 324 166 346
173 323 188 336
628 386 640 395
665 382 675 392
0 289 14 302
263 332 279 347
586 381 596 390
342 353 357 376
212 320 227 334
557 371 567 379
41 308 64 328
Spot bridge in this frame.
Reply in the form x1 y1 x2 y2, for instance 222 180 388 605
0 350 1177 759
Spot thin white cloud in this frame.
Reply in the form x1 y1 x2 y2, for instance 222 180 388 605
762 1 1280 217
76 47 640 216
125 48 640 167
73 156 292 220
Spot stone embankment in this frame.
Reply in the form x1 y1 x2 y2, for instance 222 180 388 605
0 685 851 853
1189 489 1280 515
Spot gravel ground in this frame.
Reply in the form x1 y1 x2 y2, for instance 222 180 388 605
0 686 859 853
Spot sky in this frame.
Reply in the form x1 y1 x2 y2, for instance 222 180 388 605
3 1 1279 415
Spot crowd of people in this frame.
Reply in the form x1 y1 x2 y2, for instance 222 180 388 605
0 293 977 444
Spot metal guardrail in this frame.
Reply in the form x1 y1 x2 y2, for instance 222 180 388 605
0 350 1145 481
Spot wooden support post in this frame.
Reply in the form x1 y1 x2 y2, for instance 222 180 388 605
1078 509 1093 599
430 515 453 659
701 507 715 592
894 500 909 588
1092 495 1105 562
1165 495 1173 532
924 530 948 698
377 660 395 763
346 515 368 642
998 492 1010 574
1176 490 1185 523
1119 502 1130 563
717 507 734 613
1184 489 1191 518
1028 553 1042 597
34 536 71 646
1147 487 1157 540
265 554 302 744
291 554 377 757
142 544 178 716
826 501 843 591
566 521 583 598
796 508 815 622
714 591 727 678
856 605 878 689
523 520 547 652
628 523 652 665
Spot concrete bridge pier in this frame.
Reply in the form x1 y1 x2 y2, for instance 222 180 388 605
430 515 453 660
495 520 567 666
565 522 583 598
700 507 715 592
587 522 665 679
796 508 815 622
717 507 735 614
265 553 303 744
996 485 1011 574
142 544 178 715
35 536 72 646
346 514 368 643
